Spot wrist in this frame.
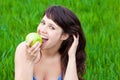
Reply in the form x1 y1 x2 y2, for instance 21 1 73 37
68 55 76 62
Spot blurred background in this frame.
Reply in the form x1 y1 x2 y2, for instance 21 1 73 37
0 0 120 80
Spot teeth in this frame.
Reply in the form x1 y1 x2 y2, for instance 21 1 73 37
41 35 48 39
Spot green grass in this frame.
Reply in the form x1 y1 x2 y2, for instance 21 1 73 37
0 0 120 80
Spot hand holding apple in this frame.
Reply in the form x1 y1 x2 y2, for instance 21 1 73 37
25 32 42 47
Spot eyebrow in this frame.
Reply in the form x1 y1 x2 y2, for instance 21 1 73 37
41 19 45 22
49 23 56 27
42 19 56 27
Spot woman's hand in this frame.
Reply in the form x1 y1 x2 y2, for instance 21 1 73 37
15 40 41 64
26 40 41 63
68 34 79 58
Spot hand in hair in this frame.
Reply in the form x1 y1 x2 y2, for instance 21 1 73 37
68 34 79 59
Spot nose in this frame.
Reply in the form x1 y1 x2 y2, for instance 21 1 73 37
37 25 47 34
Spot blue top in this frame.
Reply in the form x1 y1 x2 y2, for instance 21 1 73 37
33 75 62 80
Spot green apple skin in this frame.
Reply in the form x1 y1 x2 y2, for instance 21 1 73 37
25 32 42 47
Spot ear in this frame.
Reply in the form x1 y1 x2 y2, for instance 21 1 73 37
61 33 69 40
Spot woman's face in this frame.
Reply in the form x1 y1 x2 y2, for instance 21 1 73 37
37 15 67 50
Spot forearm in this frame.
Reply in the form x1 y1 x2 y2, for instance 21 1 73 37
64 56 78 80
15 61 33 80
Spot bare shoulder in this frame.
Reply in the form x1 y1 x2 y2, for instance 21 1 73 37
15 41 26 51
15 41 27 56
15 41 27 61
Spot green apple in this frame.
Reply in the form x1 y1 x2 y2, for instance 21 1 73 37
25 32 42 47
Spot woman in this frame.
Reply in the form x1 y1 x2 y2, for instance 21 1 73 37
15 6 86 80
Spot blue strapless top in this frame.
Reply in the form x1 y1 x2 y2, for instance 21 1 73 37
33 75 62 80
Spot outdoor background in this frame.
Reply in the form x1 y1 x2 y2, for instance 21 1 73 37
0 0 120 80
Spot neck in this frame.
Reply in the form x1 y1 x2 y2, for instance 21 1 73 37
41 41 62 58
41 49 59 58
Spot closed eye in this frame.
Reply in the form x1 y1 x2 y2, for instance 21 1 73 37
49 25 55 30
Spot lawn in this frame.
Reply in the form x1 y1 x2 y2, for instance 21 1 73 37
0 0 119 80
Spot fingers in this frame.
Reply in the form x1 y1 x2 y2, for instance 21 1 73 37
26 40 41 54
73 34 79 41
68 34 79 57
25 41 41 62
73 34 79 46
26 40 33 48
30 41 40 52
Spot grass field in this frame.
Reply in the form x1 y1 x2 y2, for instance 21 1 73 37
0 0 120 80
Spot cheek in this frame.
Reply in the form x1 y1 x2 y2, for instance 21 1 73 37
37 26 40 33
50 31 62 40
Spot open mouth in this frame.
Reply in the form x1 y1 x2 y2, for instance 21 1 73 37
41 36 48 44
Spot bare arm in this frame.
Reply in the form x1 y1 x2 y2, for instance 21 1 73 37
15 41 40 80
64 35 79 80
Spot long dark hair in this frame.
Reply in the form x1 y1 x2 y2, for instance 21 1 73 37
43 6 86 80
